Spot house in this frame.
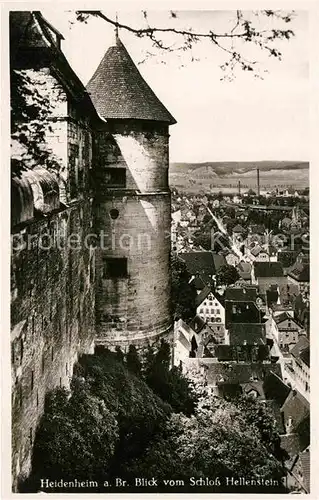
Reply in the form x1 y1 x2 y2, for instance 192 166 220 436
274 312 305 352
248 244 270 262
251 261 286 292
224 286 263 326
188 314 225 347
195 286 225 325
236 262 252 282
225 250 241 267
266 283 299 316
241 381 266 400
201 359 282 396
180 251 215 282
228 323 266 346
179 251 222 285
280 389 310 452
250 224 266 236
290 447 310 493
290 336 310 396
173 319 199 368
281 217 292 229
288 261 309 294
232 224 245 237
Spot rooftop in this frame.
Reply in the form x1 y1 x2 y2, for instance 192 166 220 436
291 336 310 367
254 261 284 278
87 36 176 124
179 251 217 279
229 323 266 345
224 286 258 302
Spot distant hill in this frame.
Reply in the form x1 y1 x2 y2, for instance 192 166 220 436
169 161 309 193
170 161 309 177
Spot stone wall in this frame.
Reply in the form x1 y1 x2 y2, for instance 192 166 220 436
11 69 96 488
93 121 173 347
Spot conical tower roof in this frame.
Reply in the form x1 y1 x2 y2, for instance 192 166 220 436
86 37 176 124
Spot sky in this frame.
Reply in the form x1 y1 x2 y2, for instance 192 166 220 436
41 9 309 163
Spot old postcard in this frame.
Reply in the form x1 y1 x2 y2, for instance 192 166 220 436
2 1 315 497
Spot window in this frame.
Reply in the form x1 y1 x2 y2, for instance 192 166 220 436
102 258 128 279
216 309 220 315
200 308 204 314
104 168 126 188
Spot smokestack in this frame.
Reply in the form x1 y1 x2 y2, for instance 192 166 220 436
238 180 241 196
257 168 260 197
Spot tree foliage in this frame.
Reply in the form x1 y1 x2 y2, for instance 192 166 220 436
143 340 198 415
29 380 118 489
24 350 288 493
216 264 240 286
11 69 62 177
122 395 286 493
74 10 295 79
171 253 197 321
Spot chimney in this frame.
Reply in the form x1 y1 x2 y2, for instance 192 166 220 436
257 168 260 197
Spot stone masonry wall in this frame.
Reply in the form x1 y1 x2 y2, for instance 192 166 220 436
11 70 96 489
93 121 173 347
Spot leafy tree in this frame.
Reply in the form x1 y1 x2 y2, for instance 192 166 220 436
78 351 172 464
232 395 286 461
216 264 240 286
115 345 124 363
143 340 198 416
29 379 118 490
121 396 286 493
171 253 197 321
126 344 141 374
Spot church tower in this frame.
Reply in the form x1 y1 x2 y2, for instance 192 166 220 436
87 35 176 348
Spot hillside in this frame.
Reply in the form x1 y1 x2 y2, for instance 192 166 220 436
169 161 309 193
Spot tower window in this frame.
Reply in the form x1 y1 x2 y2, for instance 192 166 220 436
102 257 128 279
104 168 126 188
109 208 119 220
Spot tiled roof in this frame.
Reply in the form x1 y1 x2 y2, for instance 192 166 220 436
212 253 227 272
299 448 310 492
229 323 266 345
280 433 301 458
250 245 263 257
263 371 291 406
250 224 266 234
195 285 211 307
192 275 207 291
204 361 282 386
291 336 309 366
179 251 216 279
189 314 206 334
87 37 176 124
225 301 262 326
224 286 257 302
288 262 310 282
281 389 309 433
274 311 300 326
254 261 284 278
232 224 245 233
237 262 252 279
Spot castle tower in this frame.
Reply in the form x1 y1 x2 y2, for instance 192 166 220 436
87 36 176 348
